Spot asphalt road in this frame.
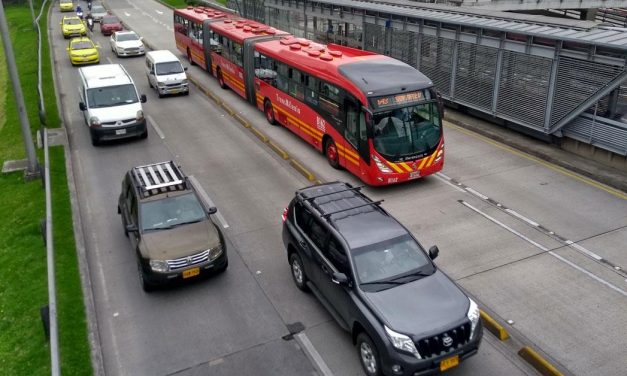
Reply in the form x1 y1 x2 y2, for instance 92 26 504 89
49 1 627 375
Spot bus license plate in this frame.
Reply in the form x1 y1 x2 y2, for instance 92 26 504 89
440 355 459 372
115 129 126 135
182 267 200 279
409 171 420 179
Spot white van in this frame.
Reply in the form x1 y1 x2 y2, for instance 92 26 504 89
78 64 147 145
145 50 189 97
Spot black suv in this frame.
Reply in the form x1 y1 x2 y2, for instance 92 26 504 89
118 161 227 291
282 182 482 376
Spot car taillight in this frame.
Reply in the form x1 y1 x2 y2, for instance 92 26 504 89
281 206 288 222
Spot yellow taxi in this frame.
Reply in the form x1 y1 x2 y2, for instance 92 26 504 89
67 37 100 66
60 15 86 39
59 0 74 12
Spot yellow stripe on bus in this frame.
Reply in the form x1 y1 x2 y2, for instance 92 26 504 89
399 162 413 172
388 162 405 174
425 149 438 167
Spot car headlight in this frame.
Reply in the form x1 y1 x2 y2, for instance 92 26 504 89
181 79 188 85
467 298 480 339
372 155 393 173
208 244 223 261
384 325 421 359
89 116 101 128
149 259 169 272
136 110 144 121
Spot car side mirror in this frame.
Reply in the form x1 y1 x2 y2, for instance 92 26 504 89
428 245 439 260
126 224 138 233
140 94 147 103
79 102 86 111
184 67 188 71
332 272 349 286
207 207 217 215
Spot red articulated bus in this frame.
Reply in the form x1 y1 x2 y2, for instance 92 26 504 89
174 6 445 186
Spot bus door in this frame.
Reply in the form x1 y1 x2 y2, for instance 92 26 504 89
343 97 369 175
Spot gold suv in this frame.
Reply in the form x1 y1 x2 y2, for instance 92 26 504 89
118 161 228 292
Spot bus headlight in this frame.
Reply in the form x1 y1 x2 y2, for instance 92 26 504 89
373 155 393 173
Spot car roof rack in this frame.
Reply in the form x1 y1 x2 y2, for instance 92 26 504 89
132 161 187 198
300 182 384 221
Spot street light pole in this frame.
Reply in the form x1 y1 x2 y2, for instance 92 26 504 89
0 0 40 179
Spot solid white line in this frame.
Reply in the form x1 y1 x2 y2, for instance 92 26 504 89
434 174 465 193
461 201 548 251
461 201 627 297
155 10 163 15
294 333 334 376
549 251 627 297
565 240 603 261
504 208 539 227
146 115 165 139
465 187 489 200
436 172 452 181
188 176 229 229
106 57 113 64
124 11 131 17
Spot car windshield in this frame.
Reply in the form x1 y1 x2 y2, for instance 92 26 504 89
155 61 183 75
102 16 119 24
140 193 206 231
65 18 82 25
92 5 105 13
372 102 441 161
86 84 138 108
117 33 139 42
72 41 93 50
352 234 433 290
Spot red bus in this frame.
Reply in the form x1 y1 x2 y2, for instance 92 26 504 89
174 7 445 186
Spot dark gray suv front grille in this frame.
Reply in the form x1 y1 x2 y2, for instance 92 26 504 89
166 249 209 270
415 322 471 358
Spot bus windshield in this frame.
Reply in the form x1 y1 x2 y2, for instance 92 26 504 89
372 102 441 161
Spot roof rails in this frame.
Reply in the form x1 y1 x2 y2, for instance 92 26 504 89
132 161 187 197
301 183 384 220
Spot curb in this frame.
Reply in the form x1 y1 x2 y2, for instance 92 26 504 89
480 310 510 341
518 346 565 376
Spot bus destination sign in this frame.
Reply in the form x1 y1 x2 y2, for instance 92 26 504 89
373 91 424 109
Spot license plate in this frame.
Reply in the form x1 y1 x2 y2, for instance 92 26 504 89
182 267 200 279
409 171 421 179
440 355 459 372
115 129 126 135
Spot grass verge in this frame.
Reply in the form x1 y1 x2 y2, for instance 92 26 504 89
0 1 91 375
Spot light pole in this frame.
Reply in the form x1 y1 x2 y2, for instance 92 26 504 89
0 0 40 179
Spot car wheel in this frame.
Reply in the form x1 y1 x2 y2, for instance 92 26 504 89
264 100 277 125
137 261 155 293
325 138 340 169
216 259 228 274
289 252 309 292
187 48 194 65
90 131 99 146
147 78 153 89
139 128 148 139
356 333 382 376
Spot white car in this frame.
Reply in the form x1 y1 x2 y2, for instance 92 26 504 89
110 31 145 57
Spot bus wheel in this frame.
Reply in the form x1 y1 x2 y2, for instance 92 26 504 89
264 100 277 125
217 69 227 90
325 138 340 169
187 48 194 65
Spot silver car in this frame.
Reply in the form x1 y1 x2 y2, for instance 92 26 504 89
90 4 107 22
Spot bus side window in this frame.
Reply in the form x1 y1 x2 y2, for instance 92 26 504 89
276 62 289 92
305 75 318 106
254 52 277 86
232 42 243 67
345 101 359 148
289 69 304 101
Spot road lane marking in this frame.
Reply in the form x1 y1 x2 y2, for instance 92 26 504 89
146 115 165 139
434 173 465 193
106 57 112 63
466 187 489 200
294 333 334 376
188 176 229 229
124 11 130 17
504 208 539 227
155 10 163 15
460 200 627 297
445 122 627 200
